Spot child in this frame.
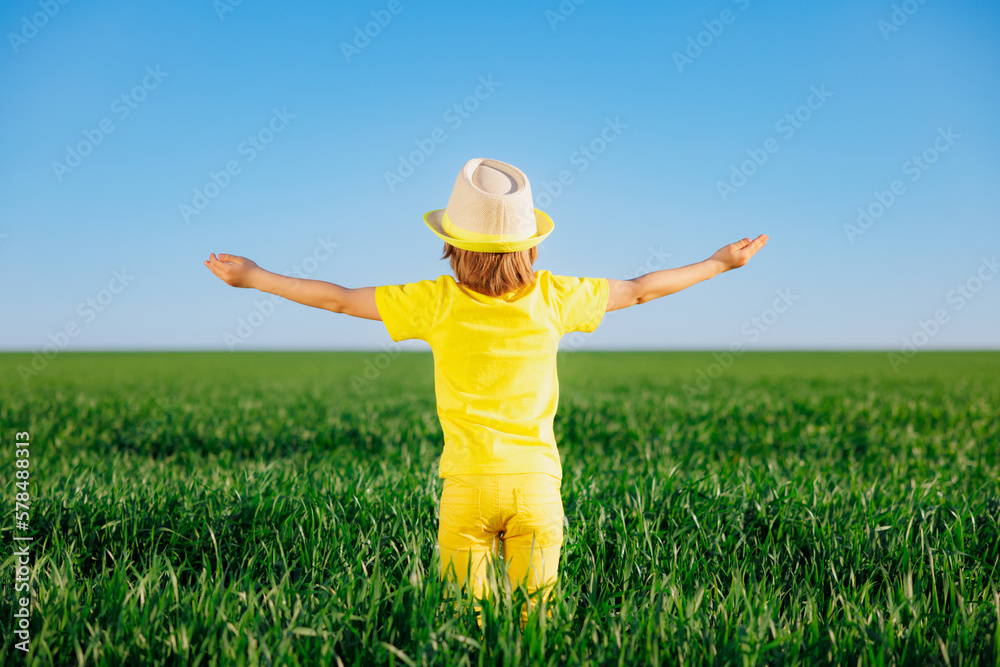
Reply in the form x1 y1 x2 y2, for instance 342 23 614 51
204 157 768 632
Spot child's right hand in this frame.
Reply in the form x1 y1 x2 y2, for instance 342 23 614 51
709 234 768 271
204 253 262 288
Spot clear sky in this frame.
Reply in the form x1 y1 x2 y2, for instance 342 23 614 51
1 0 998 352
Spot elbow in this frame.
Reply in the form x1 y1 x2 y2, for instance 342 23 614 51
608 278 651 311
630 279 650 306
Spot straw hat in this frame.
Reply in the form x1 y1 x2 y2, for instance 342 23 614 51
424 158 554 252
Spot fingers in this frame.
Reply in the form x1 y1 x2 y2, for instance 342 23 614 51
205 252 250 287
740 235 768 251
208 253 236 265
205 254 229 281
742 234 768 258
725 234 768 268
204 259 221 278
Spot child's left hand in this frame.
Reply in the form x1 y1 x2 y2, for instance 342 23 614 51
204 253 261 288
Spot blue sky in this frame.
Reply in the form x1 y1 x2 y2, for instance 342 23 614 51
1 0 998 352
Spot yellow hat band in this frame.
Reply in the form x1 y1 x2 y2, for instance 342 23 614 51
441 210 537 243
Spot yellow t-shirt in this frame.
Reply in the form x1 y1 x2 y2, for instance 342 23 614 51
375 269 609 480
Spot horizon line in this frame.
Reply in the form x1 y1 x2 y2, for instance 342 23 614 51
1 348 999 354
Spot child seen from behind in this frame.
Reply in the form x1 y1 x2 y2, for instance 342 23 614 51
204 157 768 631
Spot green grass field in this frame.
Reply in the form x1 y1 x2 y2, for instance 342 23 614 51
1 351 998 666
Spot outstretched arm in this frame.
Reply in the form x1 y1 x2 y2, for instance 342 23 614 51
606 234 768 312
204 253 381 321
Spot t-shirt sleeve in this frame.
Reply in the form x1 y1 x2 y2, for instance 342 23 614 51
375 278 441 342
549 273 609 335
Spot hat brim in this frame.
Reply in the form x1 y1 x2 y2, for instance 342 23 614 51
423 209 553 252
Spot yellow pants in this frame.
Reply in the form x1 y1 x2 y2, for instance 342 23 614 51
437 472 563 631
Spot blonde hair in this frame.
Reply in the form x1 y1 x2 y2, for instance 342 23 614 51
442 242 538 297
